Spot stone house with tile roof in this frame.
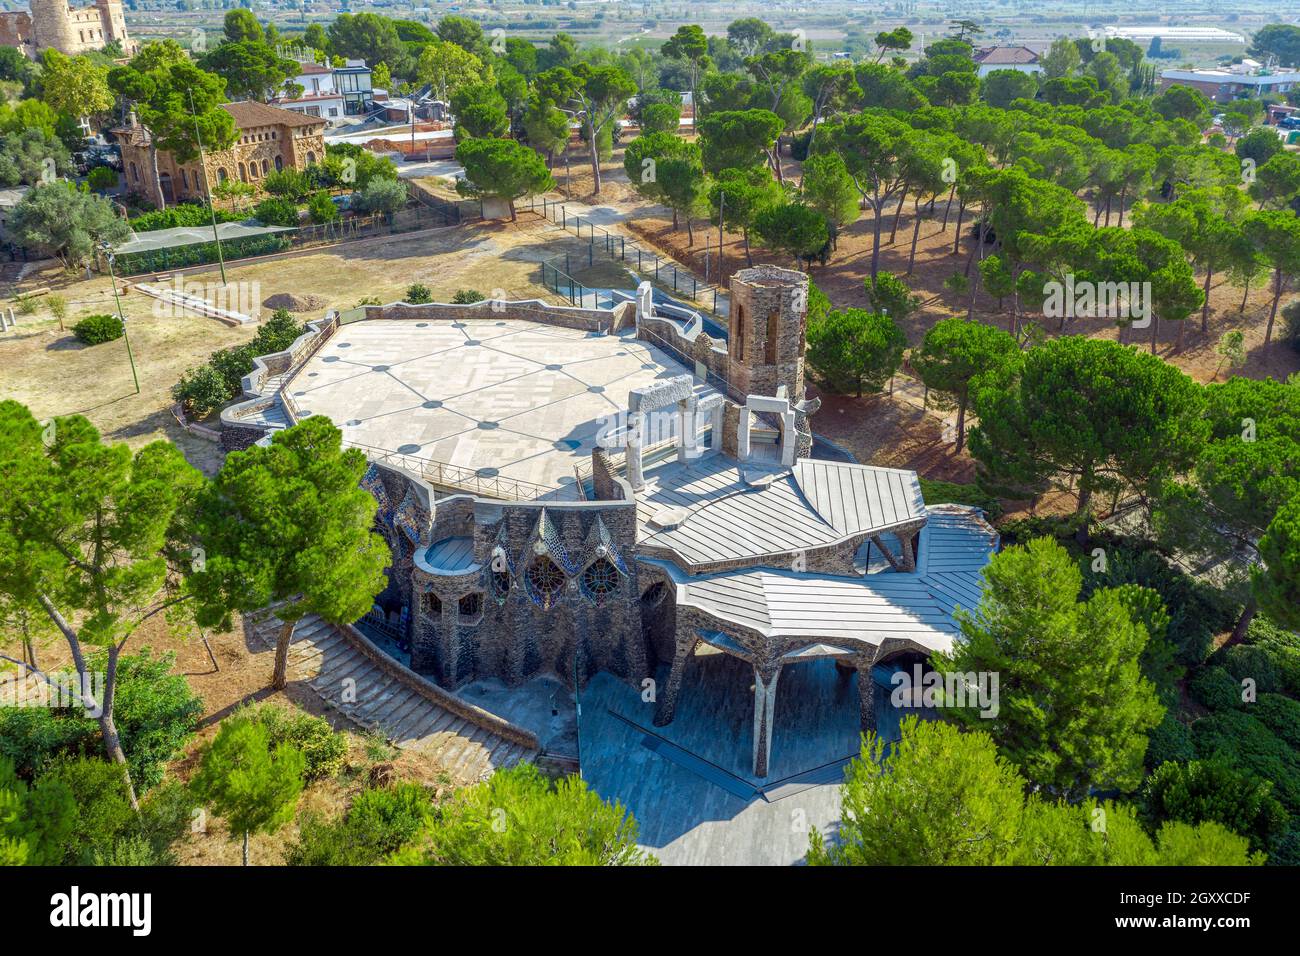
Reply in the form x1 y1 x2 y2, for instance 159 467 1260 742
114 101 327 208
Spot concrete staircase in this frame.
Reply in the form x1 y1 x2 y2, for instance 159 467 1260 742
250 613 537 784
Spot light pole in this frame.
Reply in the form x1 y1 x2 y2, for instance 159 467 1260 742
101 243 139 395
188 87 228 285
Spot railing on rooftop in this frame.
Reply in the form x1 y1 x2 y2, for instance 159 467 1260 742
342 439 563 501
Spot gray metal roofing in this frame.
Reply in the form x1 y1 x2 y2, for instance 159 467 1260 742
644 506 999 651
419 536 478 574
635 455 925 568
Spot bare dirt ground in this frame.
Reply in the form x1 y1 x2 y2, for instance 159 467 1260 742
0 216 595 477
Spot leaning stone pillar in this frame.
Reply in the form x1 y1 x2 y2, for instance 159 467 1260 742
653 633 695 727
899 532 917 572
855 651 878 735
625 411 646 490
752 663 782 777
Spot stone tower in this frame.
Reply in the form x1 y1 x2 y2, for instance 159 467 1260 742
726 264 809 403
94 0 128 48
28 0 75 54
725 265 818 460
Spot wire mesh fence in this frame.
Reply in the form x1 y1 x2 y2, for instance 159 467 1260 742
525 196 724 315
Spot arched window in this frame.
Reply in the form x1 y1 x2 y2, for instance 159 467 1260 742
420 592 442 617
581 558 620 603
526 556 565 607
180 169 188 189
457 593 483 624
129 162 138 183
307 151 317 164
217 167 228 182
238 163 247 183
274 155 283 172
640 582 666 608
262 159 269 175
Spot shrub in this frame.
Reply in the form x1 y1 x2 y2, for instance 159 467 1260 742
350 177 407 217
209 343 258 395
253 197 301 227
1255 693 1300 751
242 704 347 782
72 312 123 345
1220 644 1281 695
86 166 118 192
864 271 921 323
45 294 66 325
1141 759 1290 855
263 168 313 201
1282 300 1300 354
14 294 38 315
1193 708 1300 811
450 289 485 304
1080 541 1236 666
1145 711 1196 768
250 308 305 354
307 189 339 224
172 362 234 417
0 650 200 792
128 202 241 231
287 782 435 865
1247 615 1300 697
405 283 432 304
1190 665 1244 712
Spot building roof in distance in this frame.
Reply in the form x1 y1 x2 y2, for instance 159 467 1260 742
222 100 328 131
974 46 1040 66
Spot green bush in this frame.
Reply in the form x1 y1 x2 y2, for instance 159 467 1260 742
242 704 346 782
86 166 118 192
1193 708 1300 812
1141 759 1290 856
1080 541 1237 666
128 202 242 231
253 197 301 227
0 650 201 792
37 759 191 865
263 168 313 201
450 289 485 304
72 313 123 345
405 283 432 304
1255 694 1300 751
1220 644 1281 695
113 233 292 275
287 782 435 865
172 362 234 417
308 189 339 224
1145 711 1196 768
1281 299 1300 354
1247 615 1300 697
1190 666 1244 712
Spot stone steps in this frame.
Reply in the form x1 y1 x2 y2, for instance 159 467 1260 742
249 612 536 784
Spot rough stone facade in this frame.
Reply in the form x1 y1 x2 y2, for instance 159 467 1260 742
115 102 326 209
725 265 808 402
1 0 136 59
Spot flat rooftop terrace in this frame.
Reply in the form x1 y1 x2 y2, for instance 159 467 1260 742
285 318 713 497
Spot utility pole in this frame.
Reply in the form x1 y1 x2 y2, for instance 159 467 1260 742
717 188 725 289
189 88 227 285
101 243 139 395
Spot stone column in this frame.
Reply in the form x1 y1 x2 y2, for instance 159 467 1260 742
625 411 645 491
677 399 696 462
899 532 917 572
635 281 653 327
855 650 878 734
752 663 782 777
653 632 696 727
